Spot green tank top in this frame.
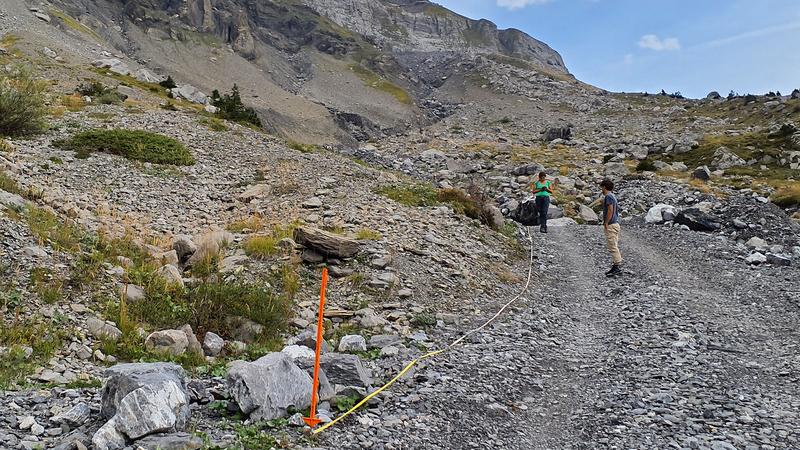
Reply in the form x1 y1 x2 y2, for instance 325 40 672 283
534 180 551 197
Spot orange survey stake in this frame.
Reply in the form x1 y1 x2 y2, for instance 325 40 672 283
303 267 329 428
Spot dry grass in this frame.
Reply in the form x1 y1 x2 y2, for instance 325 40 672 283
464 142 497 153
771 183 800 207
227 215 265 233
355 228 382 241
61 94 87 111
243 222 300 259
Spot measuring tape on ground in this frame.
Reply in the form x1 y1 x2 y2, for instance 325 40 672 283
313 227 536 434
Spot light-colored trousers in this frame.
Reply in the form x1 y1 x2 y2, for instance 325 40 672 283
604 223 623 265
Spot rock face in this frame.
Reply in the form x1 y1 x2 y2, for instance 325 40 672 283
95 363 190 448
301 0 567 72
227 353 312 421
294 226 360 259
711 147 746 170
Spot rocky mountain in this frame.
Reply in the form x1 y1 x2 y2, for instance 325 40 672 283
1 0 800 449
34 0 568 145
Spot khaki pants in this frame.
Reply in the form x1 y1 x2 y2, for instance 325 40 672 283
604 223 622 265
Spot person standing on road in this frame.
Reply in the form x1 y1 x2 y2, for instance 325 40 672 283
532 172 557 233
599 179 623 277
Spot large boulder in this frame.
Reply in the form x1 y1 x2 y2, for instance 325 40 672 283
511 163 544 176
92 58 131 76
226 353 312 421
319 353 372 389
706 91 722 100
645 204 676 224
604 162 629 178
172 235 197 261
675 208 722 232
133 68 163 84
692 166 711 181
145 330 189 356
170 85 208 104
542 126 571 142
94 363 190 448
791 89 800 100
578 204 599 224
294 226 360 259
710 146 746 170
509 198 539 226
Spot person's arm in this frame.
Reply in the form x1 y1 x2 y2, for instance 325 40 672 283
589 196 603 208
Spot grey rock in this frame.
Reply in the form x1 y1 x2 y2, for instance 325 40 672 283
132 432 203 450
100 363 188 420
170 85 208 104
294 226 360 259
52 403 91 426
320 353 372 388
92 418 125 450
180 324 204 357
746 252 767 265
203 332 225 356
692 165 711 180
145 330 189 356
0 190 27 209
118 284 145 302
172 235 197 260
766 253 791 266
86 317 122 342
227 352 312 420
225 316 264 343
338 335 367 353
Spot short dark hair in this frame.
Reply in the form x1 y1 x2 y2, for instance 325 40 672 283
600 179 614 191
538 171 547 177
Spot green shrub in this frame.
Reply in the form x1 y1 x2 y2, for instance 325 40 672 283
243 223 299 259
355 228 382 240
54 129 195 165
0 66 48 136
126 281 292 343
0 319 66 388
636 159 657 172
159 75 177 89
77 80 126 104
437 185 498 229
211 85 262 127
287 140 318 153
376 183 439 207
26 205 84 252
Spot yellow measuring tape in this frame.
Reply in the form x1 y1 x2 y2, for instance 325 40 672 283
313 227 536 434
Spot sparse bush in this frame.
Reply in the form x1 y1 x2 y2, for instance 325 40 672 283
199 117 228 132
25 205 84 252
76 80 125 104
243 223 299 259
211 85 262 127
0 66 48 136
636 159 657 172
437 185 497 229
771 184 800 208
159 75 177 89
355 228 382 240
0 319 67 388
376 183 439 207
287 140 318 153
128 280 292 343
54 129 195 165
0 138 13 153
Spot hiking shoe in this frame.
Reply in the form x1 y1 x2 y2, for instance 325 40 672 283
540 226 548 233
605 264 622 277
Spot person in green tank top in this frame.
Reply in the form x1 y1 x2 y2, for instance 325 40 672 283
532 172 558 233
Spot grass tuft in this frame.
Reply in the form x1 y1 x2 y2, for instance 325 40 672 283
243 223 300 259
355 228 382 241
0 65 48 136
54 129 195 165
771 184 800 208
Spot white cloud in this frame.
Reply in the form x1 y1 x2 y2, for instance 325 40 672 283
638 34 681 51
496 0 551 11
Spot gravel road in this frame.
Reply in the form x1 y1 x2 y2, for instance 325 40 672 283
323 221 800 450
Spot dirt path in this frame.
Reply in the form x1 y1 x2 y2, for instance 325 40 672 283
323 222 800 450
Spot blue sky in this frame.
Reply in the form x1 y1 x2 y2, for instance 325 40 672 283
435 0 800 98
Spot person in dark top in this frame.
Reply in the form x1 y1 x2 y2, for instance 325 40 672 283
532 172 558 233
600 179 623 277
